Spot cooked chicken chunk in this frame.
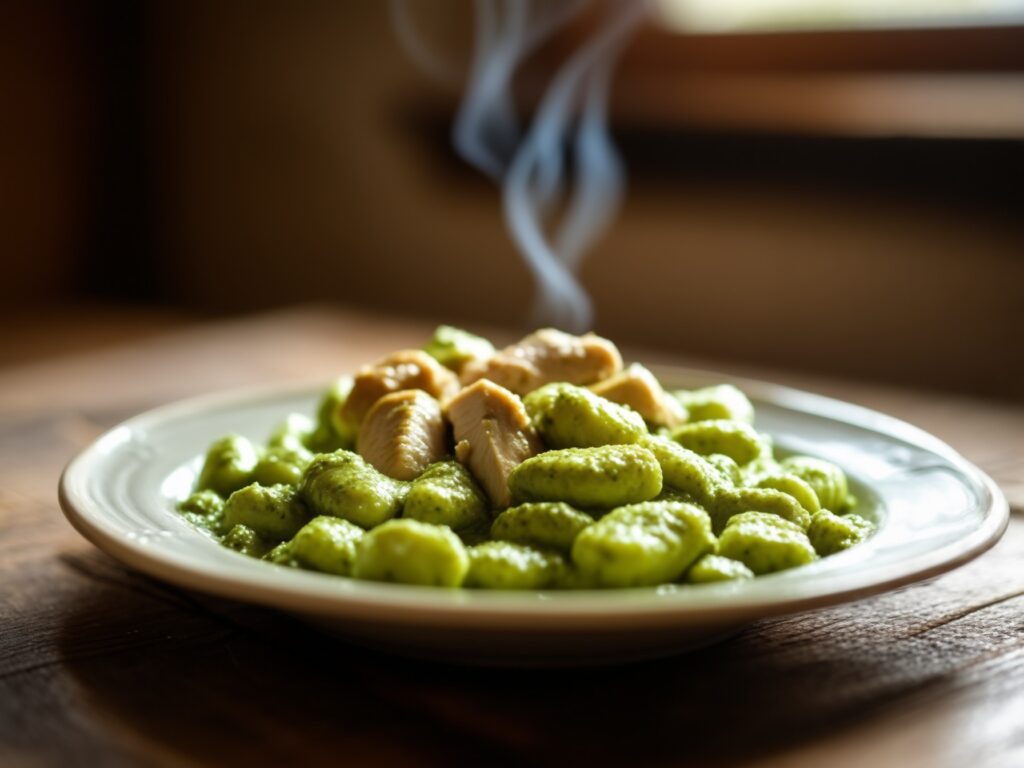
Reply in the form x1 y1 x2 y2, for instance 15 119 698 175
445 380 543 507
341 349 459 430
589 363 685 427
358 390 447 481
460 328 622 395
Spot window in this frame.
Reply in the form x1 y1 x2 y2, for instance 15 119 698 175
603 1 1024 136
656 0 1024 33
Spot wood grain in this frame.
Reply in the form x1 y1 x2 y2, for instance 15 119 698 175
1 306 1021 768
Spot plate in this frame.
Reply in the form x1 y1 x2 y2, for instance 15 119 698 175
59 366 1009 666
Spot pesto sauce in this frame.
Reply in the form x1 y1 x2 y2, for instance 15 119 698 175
176 327 874 589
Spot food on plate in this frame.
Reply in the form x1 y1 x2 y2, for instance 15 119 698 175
223 482 309 541
524 382 647 448
674 384 755 424
196 435 259 497
423 325 495 373
716 512 818 575
459 327 621 394
464 541 566 590
668 419 766 466
341 349 459 432
357 389 447 480
571 501 716 587
508 444 663 509
270 515 363 576
780 455 853 512
589 363 685 427
807 509 874 556
352 518 469 587
445 379 542 507
490 502 593 554
300 451 406 529
402 460 489 531
177 326 874 589
684 554 754 584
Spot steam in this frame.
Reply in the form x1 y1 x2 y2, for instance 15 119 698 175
392 0 649 331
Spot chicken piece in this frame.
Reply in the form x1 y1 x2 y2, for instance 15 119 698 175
445 380 543 508
589 363 685 427
460 328 622 395
358 390 448 481
341 349 459 430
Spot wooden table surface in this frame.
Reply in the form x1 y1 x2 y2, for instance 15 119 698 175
2 306 1022 768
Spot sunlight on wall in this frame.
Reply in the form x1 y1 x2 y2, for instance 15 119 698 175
656 0 1024 32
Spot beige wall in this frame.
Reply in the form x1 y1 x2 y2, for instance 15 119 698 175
0 2 90 306
9 2 1019 399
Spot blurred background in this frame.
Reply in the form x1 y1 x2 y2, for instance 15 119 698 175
2 0 1022 400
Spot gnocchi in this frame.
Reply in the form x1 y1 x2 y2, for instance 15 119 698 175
177 326 874 589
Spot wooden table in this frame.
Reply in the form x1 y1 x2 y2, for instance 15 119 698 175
2 306 1022 767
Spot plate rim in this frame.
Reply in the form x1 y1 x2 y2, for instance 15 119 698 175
58 367 1010 630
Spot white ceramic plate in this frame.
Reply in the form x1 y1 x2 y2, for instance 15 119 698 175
59 367 1009 666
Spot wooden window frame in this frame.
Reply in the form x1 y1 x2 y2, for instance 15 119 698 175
601 23 1024 136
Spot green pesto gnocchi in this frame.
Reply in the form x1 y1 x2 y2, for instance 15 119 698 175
223 483 310 541
754 473 821 515
780 455 854 512
706 454 743 486
176 326 875 589
717 511 817 575
524 382 647 449
252 444 313 487
638 435 724 508
508 444 663 509
278 515 364 575
197 434 259 497
464 541 565 590
807 509 874 556
709 486 812 534
222 523 274 558
669 419 768 466
423 325 495 372
685 553 754 584
490 502 593 553
306 377 356 453
572 501 716 587
177 489 225 533
673 384 754 424
300 450 407 529
267 413 315 452
403 461 488 531
354 519 468 587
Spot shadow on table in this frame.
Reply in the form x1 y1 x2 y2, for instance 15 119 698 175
55 551 939 767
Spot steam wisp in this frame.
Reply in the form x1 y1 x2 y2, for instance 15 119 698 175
394 0 649 331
